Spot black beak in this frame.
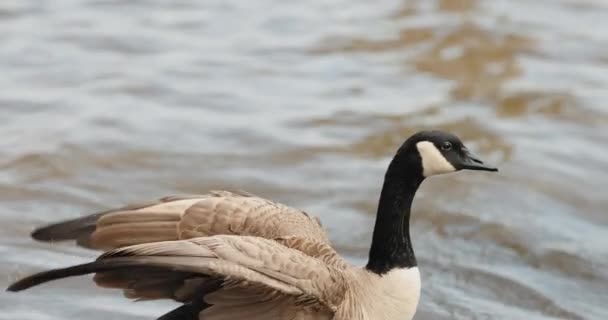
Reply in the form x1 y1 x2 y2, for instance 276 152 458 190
460 149 498 172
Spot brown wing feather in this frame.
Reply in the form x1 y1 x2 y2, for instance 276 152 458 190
16 191 340 319
178 195 328 243
8 236 347 313
30 197 197 249
29 190 329 250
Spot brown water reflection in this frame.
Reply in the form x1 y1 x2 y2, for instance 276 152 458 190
414 23 531 100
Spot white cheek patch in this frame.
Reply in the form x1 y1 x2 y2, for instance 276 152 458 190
416 141 456 177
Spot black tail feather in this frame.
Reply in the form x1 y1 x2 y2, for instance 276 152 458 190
7 258 144 292
157 304 202 320
156 280 217 320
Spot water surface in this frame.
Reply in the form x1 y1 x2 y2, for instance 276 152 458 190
1 0 607 319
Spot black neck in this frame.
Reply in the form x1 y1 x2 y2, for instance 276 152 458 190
366 155 424 274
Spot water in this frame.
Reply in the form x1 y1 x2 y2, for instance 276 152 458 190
1 0 607 319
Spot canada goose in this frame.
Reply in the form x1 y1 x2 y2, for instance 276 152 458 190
7 130 497 320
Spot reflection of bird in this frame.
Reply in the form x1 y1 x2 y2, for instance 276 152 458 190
8 130 497 320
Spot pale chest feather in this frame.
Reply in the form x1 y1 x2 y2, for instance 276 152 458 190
336 267 421 320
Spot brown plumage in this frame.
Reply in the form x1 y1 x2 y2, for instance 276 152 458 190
31 190 329 250
12 190 345 319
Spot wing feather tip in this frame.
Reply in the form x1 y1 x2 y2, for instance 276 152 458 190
6 271 52 292
30 226 52 241
6 282 25 292
5 261 116 293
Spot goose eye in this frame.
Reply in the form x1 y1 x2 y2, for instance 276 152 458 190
441 141 453 151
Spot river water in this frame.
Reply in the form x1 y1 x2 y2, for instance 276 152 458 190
1 0 607 319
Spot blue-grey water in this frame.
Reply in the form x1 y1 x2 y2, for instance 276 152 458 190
1 0 607 319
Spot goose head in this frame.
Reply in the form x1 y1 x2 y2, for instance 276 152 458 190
396 130 498 178
367 130 497 275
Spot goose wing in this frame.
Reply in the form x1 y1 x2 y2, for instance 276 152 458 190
31 190 329 250
8 235 348 320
